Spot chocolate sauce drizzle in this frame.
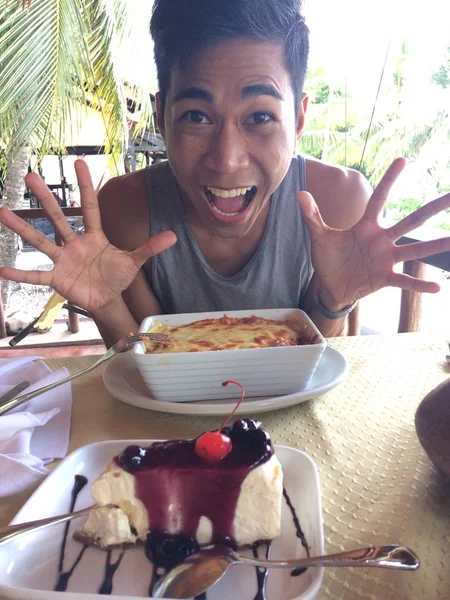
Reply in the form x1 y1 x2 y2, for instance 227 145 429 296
55 474 88 591
252 542 271 600
283 486 310 577
98 549 126 594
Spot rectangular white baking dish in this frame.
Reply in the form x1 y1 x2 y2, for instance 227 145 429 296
133 308 326 402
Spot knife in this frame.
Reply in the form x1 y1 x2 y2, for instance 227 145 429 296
0 381 31 407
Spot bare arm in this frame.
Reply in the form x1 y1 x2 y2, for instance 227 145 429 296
0 161 176 348
299 157 450 339
302 161 372 337
91 171 166 346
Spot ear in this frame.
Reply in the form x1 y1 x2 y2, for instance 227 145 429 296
155 92 165 138
296 93 309 140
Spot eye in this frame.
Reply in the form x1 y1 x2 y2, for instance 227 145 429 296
247 112 274 125
181 110 211 124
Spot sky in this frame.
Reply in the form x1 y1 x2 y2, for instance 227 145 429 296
304 0 450 101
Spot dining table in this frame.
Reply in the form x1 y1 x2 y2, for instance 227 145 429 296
0 332 449 600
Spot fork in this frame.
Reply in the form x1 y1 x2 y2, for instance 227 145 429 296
0 333 168 416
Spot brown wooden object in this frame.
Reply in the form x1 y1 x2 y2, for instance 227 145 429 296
398 260 426 333
347 302 360 336
54 228 79 334
0 282 7 339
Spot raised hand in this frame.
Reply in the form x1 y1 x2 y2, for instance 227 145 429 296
0 160 177 312
297 158 450 309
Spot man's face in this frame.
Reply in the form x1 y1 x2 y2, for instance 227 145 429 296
158 38 306 238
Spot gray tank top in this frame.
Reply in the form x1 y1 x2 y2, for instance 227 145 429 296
144 156 313 314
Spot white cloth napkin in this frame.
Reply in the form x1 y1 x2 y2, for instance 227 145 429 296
0 356 72 497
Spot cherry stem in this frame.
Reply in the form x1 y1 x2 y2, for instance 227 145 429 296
218 380 245 432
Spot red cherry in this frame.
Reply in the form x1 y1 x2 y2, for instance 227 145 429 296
194 380 245 463
195 431 232 462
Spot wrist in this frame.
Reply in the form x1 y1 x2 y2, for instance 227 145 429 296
90 296 127 321
313 288 357 321
90 296 139 346
316 287 351 314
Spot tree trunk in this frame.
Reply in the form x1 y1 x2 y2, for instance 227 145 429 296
0 146 30 308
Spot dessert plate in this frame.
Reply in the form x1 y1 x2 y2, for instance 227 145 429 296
1 440 324 600
103 346 347 415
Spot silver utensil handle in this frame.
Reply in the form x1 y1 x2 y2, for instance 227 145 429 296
0 380 30 405
0 506 95 545
0 332 165 416
0 349 114 416
238 545 419 570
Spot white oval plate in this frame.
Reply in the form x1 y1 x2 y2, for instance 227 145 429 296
103 346 347 415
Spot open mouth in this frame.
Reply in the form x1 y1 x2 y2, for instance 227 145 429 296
205 186 257 218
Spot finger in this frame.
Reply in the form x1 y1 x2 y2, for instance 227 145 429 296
297 191 329 242
0 266 53 287
388 272 440 293
24 172 77 243
394 237 450 263
364 157 406 220
0 207 61 261
388 192 450 241
131 231 177 266
74 159 102 233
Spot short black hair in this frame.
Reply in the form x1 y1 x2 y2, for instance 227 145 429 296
150 0 309 116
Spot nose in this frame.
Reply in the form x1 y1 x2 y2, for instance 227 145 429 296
203 122 250 174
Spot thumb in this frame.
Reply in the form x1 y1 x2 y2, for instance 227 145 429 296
297 191 328 242
131 230 177 266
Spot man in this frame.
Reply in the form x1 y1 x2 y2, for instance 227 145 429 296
0 0 449 347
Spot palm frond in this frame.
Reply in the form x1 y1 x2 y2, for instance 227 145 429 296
0 0 156 170
0 0 93 155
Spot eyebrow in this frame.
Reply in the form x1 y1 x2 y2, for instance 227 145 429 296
173 87 214 103
173 83 284 104
241 84 284 101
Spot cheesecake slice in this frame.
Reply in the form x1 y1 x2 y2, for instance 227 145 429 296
75 419 283 553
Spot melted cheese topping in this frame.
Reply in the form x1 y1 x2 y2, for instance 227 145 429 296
144 315 316 354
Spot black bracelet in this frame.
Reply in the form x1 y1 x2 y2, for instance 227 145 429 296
313 292 357 320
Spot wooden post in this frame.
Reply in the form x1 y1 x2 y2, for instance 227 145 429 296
0 287 7 339
398 260 426 333
54 230 79 334
347 302 360 336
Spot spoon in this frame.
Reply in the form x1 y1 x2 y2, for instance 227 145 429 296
152 543 420 599
0 504 108 545
0 332 169 416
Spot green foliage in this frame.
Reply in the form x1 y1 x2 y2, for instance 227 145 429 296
0 0 154 168
304 67 345 105
397 197 422 215
431 45 450 89
314 83 330 104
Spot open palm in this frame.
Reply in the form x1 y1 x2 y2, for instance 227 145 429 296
0 160 176 312
298 158 450 307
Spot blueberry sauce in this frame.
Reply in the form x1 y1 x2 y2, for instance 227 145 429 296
55 474 88 591
116 419 273 545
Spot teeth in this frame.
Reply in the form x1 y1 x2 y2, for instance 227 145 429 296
210 204 240 217
207 186 252 198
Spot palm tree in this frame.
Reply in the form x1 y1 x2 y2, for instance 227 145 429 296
0 0 155 307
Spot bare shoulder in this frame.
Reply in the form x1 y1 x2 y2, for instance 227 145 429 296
305 157 373 229
98 169 148 250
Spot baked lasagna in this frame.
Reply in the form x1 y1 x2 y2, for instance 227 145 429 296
144 314 317 354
